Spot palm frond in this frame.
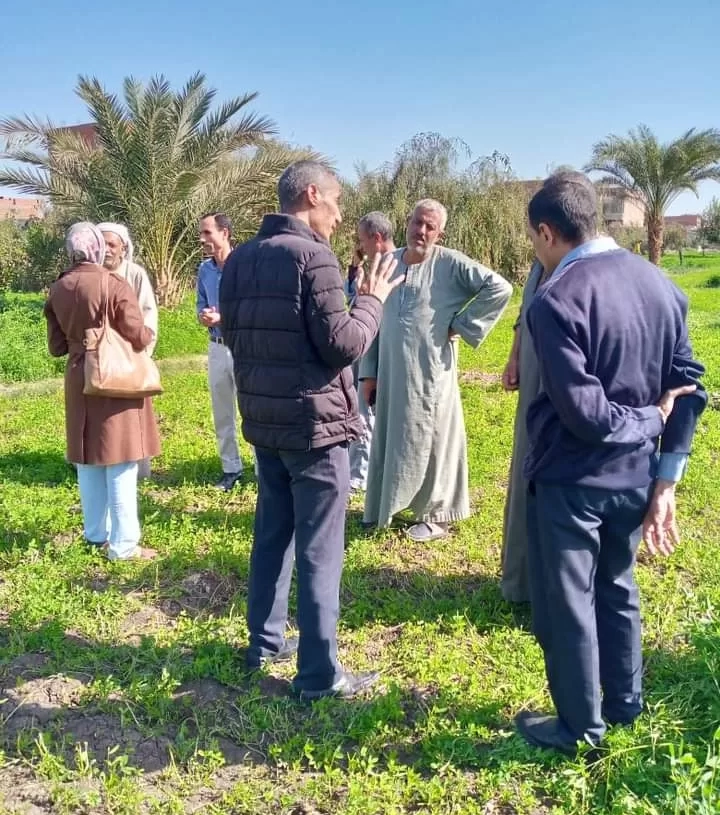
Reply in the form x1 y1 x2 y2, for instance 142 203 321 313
0 114 57 153
0 166 52 196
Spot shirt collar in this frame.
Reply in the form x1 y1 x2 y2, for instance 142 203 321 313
555 236 620 277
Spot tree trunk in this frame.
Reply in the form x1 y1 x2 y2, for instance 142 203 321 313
154 272 185 309
647 216 664 265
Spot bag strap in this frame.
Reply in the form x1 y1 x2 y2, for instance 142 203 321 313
101 269 111 341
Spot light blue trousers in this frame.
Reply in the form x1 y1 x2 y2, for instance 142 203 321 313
76 462 140 560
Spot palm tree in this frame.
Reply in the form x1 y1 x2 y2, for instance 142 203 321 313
585 125 720 265
0 74 314 305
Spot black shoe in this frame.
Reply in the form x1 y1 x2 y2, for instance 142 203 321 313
294 670 379 701
215 472 242 491
245 637 298 670
604 709 642 727
515 712 581 756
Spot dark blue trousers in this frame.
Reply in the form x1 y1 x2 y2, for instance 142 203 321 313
247 442 349 692
527 481 652 743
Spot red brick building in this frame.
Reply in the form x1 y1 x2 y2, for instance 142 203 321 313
0 196 45 222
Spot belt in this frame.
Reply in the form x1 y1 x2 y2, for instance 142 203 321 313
210 335 224 345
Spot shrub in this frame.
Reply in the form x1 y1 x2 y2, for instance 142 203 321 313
0 220 66 293
0 220 29 291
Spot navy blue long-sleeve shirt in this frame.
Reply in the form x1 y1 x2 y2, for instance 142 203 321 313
524 247 706 489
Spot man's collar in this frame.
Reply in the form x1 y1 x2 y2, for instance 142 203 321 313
555 236 620 276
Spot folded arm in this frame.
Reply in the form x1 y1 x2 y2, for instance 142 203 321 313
527 297 664 445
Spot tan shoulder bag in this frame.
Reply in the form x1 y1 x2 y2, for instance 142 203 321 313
83 271 163 399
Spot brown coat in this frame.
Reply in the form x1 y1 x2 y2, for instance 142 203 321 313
45 263 161 465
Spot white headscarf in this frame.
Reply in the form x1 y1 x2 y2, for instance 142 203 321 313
97 222 134 266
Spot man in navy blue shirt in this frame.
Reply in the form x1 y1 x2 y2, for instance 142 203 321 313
516 171 706 753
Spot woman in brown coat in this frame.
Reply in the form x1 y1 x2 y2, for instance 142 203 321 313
45 222 160 560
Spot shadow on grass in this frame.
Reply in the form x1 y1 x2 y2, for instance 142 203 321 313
0 621 265 774
0 450 257 490
0 451 75 487
340 564 526 632
152 454 257 488
0 618 517 780
1 616 717 813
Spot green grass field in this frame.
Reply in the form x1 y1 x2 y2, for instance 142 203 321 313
0 255 718 813
0 293 207 385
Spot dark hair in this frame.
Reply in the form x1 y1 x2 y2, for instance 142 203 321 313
358 211 394 241
200 212 233 240
528 171 597 243
277 161 336 212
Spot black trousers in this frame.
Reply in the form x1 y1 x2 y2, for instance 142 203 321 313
247 442 349 692
527 480 652 743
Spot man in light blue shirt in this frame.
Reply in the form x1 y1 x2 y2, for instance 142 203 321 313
197 213 243 491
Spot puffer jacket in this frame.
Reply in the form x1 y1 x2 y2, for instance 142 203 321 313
219 213 382 450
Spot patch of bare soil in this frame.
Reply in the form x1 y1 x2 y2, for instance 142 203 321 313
0 764 54 815
158 570 241 618
256 675 292 699
459 371 502 387
118 605 175 644
2 674 87 726
0 653 52 684
173 677 234 706
362 624 404 662
0 662 173 773
0 650 279 810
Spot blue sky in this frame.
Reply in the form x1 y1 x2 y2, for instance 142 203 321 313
2 0 719 214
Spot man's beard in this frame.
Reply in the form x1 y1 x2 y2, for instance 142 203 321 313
104 256 123 271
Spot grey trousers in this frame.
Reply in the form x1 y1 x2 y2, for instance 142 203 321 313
247 443 350 692
527 480 652 743
208 341 242 474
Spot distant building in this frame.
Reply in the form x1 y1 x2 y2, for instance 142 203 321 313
596 184 645 228
50 122 99 149
0 196 45 222
664 214 702 239
0 123 98 225
516 179 646 229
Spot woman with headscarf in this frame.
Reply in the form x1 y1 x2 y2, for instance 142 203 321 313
44 222 160 560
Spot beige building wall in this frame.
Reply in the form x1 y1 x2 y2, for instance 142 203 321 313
598 185 645 228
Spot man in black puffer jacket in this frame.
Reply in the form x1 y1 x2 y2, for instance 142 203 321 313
220 161 401 700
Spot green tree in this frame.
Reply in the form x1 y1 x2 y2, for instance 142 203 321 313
336 133 532 283
0 220 28 292
585 125 720 265
663 224 689 265
700 197 720 245
0 73 313 305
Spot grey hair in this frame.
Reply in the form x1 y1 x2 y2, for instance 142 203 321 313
413 198 448 230
278 160 337 212
358 211 393 241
